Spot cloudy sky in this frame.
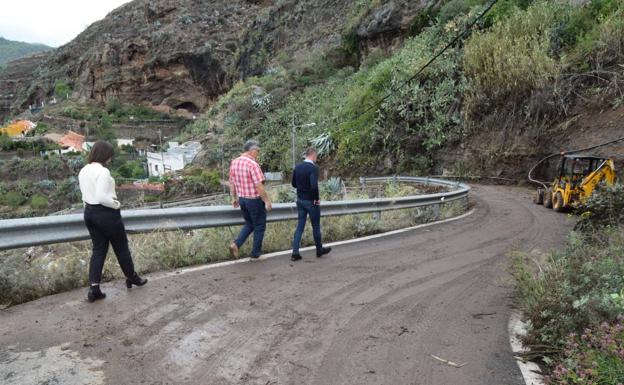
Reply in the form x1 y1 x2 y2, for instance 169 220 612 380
0 0 131 47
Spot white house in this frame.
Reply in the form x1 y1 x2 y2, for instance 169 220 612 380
147 141 201 177
82 141 96 152
117 138 135 147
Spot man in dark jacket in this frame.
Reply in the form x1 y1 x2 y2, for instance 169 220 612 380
291 147 331 261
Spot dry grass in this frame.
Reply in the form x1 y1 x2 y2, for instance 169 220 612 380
0 187 466 307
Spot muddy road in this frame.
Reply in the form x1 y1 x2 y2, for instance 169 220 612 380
0 185 572 385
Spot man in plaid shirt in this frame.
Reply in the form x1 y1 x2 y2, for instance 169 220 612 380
229 140 273 259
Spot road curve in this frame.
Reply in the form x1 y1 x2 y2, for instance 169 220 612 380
0 185 573 385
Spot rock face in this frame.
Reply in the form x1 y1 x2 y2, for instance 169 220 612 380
236 0 427 77
19 0 265 114
1 0 430 119
0 52 50 121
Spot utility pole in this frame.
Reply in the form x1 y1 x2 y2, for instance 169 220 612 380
291 116 296 170
221 143 227 193
159 128 163 177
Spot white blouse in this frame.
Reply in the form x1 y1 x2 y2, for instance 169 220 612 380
78 162 121 210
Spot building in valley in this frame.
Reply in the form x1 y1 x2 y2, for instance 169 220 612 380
0 120 36 137
57 131 85 154
147 141 201 177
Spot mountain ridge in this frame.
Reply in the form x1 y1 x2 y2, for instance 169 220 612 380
0 0 426 119
0 37 51 66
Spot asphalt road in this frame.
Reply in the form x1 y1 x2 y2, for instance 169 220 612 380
0 185 573 385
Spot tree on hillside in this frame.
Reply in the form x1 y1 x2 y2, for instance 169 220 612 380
54 81 72 100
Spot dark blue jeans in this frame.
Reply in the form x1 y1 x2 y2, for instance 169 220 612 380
235 198 267 257
292 199 322 254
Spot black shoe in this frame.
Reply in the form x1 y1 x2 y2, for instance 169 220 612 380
126 273 148 288
87 285 106 303
250 254 261 260
291 254 302 262
316 247 332 258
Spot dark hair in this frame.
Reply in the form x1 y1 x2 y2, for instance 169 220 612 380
305 147 318 156
88 141 114 164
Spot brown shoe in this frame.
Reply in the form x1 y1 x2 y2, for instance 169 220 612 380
229 242 239 258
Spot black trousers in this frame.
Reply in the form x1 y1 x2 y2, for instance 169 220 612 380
84 204 136 284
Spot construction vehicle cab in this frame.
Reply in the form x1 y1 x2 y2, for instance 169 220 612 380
535 155 616 212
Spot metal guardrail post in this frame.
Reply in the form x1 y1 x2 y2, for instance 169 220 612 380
433 203 441 221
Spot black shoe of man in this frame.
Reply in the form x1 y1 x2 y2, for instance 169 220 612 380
316 247 331 258
291 254 302 262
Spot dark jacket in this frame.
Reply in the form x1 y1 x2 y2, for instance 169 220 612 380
292 161 320 201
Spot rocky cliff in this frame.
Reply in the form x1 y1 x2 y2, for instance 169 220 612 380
0 0 430 120
0 52 50 121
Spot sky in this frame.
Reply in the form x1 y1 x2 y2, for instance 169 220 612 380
0 0 132 47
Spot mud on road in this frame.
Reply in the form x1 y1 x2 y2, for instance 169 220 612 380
0 185 573 385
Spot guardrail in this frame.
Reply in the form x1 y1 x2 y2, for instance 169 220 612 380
0 176 470 251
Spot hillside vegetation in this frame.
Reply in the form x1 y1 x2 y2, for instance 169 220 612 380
515 184 624 384
0 37 50 66
188 0 623 177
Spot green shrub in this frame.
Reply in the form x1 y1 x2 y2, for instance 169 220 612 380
54 81 72 100
341 27 359 57
36 180 55 190
438 0 472 23
105 98 123 117
52 177 81 203
514 228 624 353
30 194 48 210
576 183 624 232
15 181 34 198
567 4 624 71
464 1 562 120
1 191 26 207
115 160 146 179
33 122 49 135
275 188 296 203
0 132 12 150
549 0 622 55
143 195 160 203
409 6 438 36
60 106 86 120
547 319 624 385
484 0 535 24
183 170 221 194
320 177 345 200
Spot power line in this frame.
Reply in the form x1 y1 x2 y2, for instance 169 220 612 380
528 136 624 189
342 0 500 126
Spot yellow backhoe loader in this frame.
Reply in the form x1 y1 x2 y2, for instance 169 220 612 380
534 155 616 212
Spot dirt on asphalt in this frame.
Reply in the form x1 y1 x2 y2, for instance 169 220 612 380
0 185 573 385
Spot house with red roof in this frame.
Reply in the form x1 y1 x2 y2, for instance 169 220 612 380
58 131 85 154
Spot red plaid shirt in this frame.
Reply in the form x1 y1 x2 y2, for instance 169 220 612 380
229 154 265 198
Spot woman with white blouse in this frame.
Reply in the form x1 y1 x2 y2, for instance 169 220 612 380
78 141 147 302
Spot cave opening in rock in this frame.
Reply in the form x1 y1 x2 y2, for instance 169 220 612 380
175 102 199 113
